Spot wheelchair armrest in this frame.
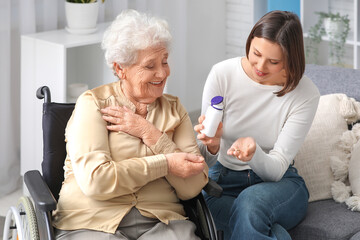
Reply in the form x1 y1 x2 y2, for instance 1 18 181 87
24 170 57 212
203 178 223 198
181 193 218 240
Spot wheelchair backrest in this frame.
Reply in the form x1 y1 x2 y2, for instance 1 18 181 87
41 102 75 201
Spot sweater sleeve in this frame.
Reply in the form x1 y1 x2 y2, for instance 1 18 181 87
161 99 208 200
198 140 219 168
248 94 320 181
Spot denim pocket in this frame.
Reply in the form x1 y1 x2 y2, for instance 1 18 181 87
283 166 298 177
208 161 223 182
289 166 297 173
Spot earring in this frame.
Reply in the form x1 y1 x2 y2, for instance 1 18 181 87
112 64 121 79
113 71 120 80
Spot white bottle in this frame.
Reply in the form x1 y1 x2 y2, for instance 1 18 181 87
201 96 224 137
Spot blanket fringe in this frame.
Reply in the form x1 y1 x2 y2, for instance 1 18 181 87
330 95 360 211
345 195 360 211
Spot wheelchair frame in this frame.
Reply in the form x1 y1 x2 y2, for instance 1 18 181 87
3 86 223 240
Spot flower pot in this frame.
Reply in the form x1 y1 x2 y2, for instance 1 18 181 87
323 18 346 41
65 1 100 34
323 17 348 66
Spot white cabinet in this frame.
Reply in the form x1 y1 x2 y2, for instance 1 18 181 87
20 22 113 175
301 0 360 69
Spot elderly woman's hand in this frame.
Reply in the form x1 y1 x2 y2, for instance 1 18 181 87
227 137 256 162
194 115 223 155
165 153 205 178
101 106 162 146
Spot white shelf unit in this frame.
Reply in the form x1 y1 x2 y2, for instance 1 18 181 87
226 0 360 69
301 0 360 69
20 22 113 175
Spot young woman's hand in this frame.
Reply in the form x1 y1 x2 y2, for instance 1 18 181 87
101 106 162 146
227 137 256 162
165 152 205 178
194 115 223 154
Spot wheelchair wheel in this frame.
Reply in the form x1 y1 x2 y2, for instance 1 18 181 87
17 196 39 240
3 196 39 240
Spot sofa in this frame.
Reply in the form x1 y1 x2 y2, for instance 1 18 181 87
189 64 360 239
288 64 360 240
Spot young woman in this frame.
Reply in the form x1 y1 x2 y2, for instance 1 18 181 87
195 11 320 240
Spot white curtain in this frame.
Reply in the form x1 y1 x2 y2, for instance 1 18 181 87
0 0 21 198
0 0 188 198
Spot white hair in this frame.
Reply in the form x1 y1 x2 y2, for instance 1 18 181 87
102 9 172 69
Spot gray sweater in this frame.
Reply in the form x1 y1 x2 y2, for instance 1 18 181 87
199 57 320 181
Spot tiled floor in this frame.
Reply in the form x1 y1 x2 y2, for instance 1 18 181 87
0 187 23 217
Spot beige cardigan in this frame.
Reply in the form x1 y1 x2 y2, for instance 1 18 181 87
53 81 208 233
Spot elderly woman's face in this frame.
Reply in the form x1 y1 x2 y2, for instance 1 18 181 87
121 46 170 104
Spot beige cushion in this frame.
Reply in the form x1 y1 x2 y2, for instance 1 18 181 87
349 138 360 196
294 94 349 202
345 134 360 211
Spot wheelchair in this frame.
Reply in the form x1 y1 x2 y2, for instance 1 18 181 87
3 86 223 240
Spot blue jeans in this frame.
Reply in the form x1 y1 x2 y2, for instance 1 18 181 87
203 162 309 240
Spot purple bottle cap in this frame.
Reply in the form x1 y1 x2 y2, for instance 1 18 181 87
211 96 223 110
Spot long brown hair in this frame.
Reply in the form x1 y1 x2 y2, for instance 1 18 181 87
246 11 305 97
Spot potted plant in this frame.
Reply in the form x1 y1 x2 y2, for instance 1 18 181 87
65 0 105 34
305 12 350 66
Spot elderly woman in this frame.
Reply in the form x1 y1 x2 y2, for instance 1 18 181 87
52 10 208 240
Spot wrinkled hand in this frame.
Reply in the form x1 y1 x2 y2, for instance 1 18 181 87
166 153 205 178
101 106 162 146
194 115 223 154
227 137 256 162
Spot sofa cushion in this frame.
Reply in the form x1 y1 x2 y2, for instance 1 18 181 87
289 199 360 240
350 231 360 240
294 94 349 202
345 135 360 211
305 64 360 101
349 138 360 197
